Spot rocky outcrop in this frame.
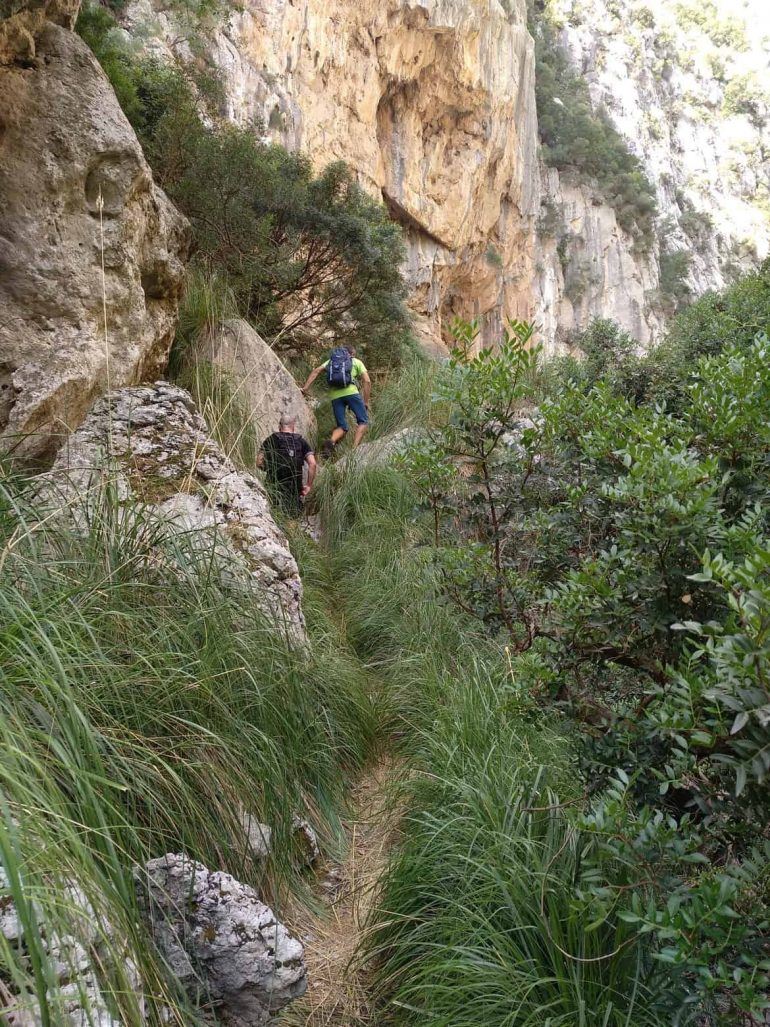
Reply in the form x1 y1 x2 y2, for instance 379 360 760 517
535 171 665 348
0 20 188 461
139 853 306 1026
204 319 316 442
125 0 541 353
239 811 319 867
0 0 80 64
45 382 306 640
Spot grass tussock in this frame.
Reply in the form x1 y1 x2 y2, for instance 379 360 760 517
0 470 377 1023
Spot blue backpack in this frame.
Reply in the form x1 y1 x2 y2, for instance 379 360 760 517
326 347 354 388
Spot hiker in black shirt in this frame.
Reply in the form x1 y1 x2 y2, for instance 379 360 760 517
257 415 316 516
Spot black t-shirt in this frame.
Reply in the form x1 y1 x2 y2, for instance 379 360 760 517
262 432 312 492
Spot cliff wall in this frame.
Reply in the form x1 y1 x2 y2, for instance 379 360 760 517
126 0 769 352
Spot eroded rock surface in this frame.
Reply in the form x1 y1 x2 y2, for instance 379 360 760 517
124 0 769 354
0 21 188 461
139 853 306 1025
204 319 316 442
45 382 306 639
0 0 80 64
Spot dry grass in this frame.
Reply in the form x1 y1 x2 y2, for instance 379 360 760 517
281 757 404 1026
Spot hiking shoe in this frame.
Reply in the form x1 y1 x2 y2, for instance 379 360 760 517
320 439 336 459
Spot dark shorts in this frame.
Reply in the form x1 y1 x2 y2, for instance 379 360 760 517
267 475 303 517
332 392 369 431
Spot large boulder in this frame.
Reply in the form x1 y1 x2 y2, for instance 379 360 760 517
0 21 189 462
139 853 306 1026
203 319 315 443
44 382 306 640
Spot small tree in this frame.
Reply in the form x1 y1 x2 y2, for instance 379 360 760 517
151 112 410 360
399 319 543 645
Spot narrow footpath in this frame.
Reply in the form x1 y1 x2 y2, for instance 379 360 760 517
282 758 403 1026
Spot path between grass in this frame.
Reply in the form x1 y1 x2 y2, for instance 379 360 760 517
281 757 403 1026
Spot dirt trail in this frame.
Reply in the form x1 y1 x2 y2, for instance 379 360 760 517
281 758 402 1026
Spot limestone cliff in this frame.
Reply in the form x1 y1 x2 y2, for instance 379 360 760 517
125 0 769 354
0 11 189 461
127 0 541 353
533 0 770 347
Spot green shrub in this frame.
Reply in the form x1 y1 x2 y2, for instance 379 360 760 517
76 1 413 370
559 261 770 410
723 72 769 125
674 0 750 51
153 116 411 363
658 248 692 311
391 317 770 1020
75 1 144 121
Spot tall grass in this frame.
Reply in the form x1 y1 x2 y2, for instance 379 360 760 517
365 356 441 443
168 264 265 470
313 458 689 1026
0 470 377 1022
169 263 238 379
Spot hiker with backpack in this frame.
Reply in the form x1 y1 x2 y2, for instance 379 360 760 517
257 414 317 517
301 345 371 457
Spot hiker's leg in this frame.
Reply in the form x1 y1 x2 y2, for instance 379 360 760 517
323 399 348 456
348 394 370 448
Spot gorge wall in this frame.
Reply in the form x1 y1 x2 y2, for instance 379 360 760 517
535 0 770 347
125 0 770 354
127 0 541 354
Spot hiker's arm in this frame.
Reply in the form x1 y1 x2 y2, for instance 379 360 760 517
301 366 324 394
360 371 371 407
255 449 265 469
301 453 317 495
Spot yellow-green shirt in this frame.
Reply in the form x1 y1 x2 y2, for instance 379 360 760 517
322 357 367 400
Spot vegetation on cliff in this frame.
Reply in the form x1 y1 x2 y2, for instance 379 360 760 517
76 0 412 367
529 0 658 248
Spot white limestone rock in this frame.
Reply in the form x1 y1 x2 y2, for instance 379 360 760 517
139 853 306 1026
203 320 316 443
43 382 306 641
0 22 189 462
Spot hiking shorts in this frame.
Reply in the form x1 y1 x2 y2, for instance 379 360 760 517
332 393 369 431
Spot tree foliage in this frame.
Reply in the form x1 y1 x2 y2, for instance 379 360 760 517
557 258 770 410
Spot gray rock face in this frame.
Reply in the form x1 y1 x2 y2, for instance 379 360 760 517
203 319 316 444
139 854 306 1026
238 811 320 868
45 382 306 640
351 427 423 467
0 0 80 65
0 22 189 462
